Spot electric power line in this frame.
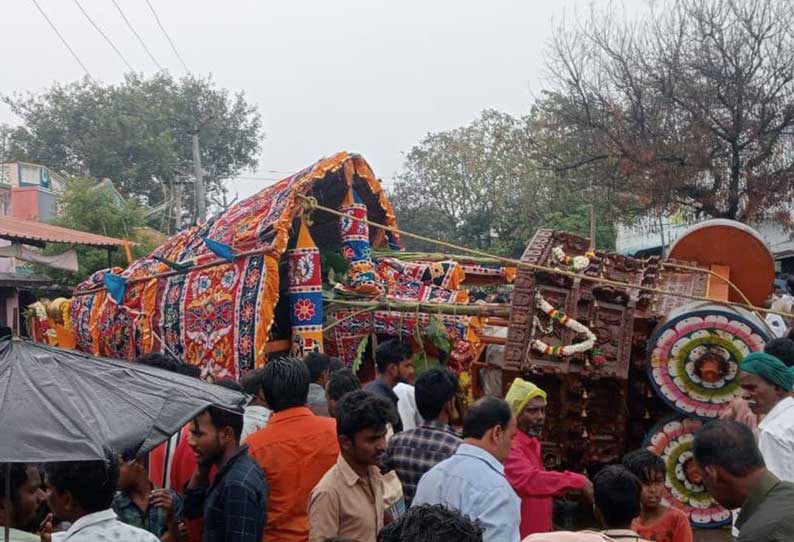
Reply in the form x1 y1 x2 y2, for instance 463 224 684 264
110 0 163 71
144 0 190 73
72 0 135 72
227 176 284 182
29 0 92 78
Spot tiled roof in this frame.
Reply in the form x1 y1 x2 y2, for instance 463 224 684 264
0 216 133 248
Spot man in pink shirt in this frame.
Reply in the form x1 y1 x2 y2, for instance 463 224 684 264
504 378 593 538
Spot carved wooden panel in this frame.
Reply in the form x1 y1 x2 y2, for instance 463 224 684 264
503 229 552 371
503 229 711 470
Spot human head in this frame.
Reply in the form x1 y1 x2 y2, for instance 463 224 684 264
176 363 202 378
117 448 149 492
188 405 243 466
260 357 310 412
305 352 332 387
336 390 397 468
764 338 794 367
0 463 45 530
505 378 547 437
462 396 516 463
740 352 792 415
693 420 766 509
414 368 458 422
375 339 414 385
135 352 180 372
136 352 201 378
328 357 345 374
622 449 666 510
240 368 267 406
215 378 244 392
593 465 641 529
377 503 483 542
43 450 119 522
326 368 361 417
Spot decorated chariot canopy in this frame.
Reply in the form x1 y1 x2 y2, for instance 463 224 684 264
66 152 514 379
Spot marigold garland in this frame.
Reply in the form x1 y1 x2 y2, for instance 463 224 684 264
551 246 594 272
531 295 597 357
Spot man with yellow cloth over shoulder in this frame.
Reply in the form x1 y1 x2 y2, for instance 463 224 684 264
503 378 593 538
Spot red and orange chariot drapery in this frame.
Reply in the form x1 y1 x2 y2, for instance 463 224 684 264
69 152 402 380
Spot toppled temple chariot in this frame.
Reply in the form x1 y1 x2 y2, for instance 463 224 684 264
495 220 775 528
35 152 776 529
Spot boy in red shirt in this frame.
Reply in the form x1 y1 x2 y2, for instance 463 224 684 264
623 449 693 542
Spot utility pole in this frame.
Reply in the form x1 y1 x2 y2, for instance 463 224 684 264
589 179 597 251
192 131 206 223
173 176 184 232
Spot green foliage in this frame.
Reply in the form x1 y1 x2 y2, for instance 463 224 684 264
542 206 616 250
3 73 263 223
412 352 441 377
391 110 541 257
390 109 617 257
352 335 369 373
320 250 350 281
424 314 452 353
36 178 156 287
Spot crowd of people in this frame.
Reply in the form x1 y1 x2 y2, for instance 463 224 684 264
3 335 794 542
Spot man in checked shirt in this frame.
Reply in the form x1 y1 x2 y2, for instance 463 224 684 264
383 368 462 504
183 405 269 542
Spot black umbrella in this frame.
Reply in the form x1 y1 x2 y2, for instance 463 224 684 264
0 338 247 463
1 339 248 542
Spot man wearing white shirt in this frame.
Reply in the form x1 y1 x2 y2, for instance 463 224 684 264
740 352 794 482
393 382 423 431
42 451 158 542
239 369 271 443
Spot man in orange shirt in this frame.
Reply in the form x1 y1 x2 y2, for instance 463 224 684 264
248 357 339 542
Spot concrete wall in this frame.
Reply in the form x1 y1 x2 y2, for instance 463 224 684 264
616 217 794 264
37 190 57 222
0 163 19 186
11 187 41 221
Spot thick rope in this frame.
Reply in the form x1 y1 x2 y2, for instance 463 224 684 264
322 305 378 333
297 194 794 319
68 192 794 321
660 261 776 336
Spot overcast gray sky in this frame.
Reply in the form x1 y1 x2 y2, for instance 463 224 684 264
1 0 638 200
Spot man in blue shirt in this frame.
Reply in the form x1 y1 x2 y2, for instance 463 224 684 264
412 396 521 542
364 339 415 433
184 405 269 542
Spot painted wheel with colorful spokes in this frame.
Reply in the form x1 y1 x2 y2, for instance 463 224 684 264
647 303 769 418
644 416 731 528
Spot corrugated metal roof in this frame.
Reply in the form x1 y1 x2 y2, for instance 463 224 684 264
0 216 133 248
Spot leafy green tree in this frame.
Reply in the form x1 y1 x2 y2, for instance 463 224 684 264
37 178 156 287
3 73 263 224
391 109 616 258
391 110 542 257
